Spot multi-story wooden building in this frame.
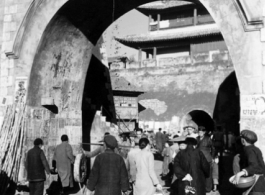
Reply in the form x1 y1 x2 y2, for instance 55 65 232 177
116 1 227 65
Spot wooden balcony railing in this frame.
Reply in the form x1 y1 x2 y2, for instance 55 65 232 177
149 15 214 31
197 15 214 24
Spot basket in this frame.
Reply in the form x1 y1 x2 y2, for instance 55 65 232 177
229 175 255 188
74 153 88 183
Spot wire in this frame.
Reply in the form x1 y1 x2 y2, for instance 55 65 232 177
112 0 115 22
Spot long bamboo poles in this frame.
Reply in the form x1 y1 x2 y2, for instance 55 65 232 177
0 101 26 194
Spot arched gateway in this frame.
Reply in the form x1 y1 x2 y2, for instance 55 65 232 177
0 0 265 191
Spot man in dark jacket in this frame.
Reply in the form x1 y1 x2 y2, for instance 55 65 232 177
26 138 51 195
232 130 265 194
86 135 129 195
155 128 164 153
197 126 215 192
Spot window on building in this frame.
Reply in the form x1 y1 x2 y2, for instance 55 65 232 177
157 45 190 58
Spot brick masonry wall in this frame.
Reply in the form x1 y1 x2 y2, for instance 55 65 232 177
0 0 32 126
110 51 235 133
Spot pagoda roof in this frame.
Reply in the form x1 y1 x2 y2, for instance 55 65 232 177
115 24 221 48
138 1 194 10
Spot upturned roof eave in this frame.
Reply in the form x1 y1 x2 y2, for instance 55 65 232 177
115 32 221 49
137 1 194 11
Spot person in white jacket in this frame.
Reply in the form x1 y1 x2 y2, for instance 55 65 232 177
134 138 162 195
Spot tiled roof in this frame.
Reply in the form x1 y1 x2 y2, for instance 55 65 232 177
115 24 220 44
138 0 193 10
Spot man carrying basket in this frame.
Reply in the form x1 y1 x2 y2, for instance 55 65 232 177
232 130 265 195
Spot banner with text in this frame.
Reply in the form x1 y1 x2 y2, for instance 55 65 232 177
241 94 265 117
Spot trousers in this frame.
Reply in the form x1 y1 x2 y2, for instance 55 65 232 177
29 181 44 195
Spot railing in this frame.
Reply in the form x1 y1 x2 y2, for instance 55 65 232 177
197 15 214 24
168 17 194 28
110 51 231 70
150 15 214 31
150 17 194 31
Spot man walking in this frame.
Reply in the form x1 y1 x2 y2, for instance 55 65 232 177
53 134 75 194
155 128 164 153
26 138 51 195
86 135 129 195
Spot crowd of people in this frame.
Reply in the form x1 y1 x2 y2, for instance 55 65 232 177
25 120 265 195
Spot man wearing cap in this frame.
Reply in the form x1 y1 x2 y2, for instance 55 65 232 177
86 135 129 195
232 130 265 195
26 138 51 195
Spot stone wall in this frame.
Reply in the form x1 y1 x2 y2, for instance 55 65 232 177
110 51 235 133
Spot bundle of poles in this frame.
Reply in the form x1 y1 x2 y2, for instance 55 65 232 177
0 102 26 194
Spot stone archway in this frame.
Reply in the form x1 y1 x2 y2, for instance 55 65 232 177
180 107 213 133
188 110 215 131
5 0 262 91
0 0 264 193
3 0 263 151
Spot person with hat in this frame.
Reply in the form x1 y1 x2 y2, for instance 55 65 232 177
170 136 187 193
231 130 265 195
197 126 215 192
53 135 75 195
174 137 210 195
86 135 129 195
184 120 199 139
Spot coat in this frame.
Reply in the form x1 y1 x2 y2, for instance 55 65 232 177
240 145 265 193
197 136 214 192
174 145 210 195
53 142 75 187
197 135 214 162
134 149 159 195
26 146 50 181
155 131 164 153
162 147 174 175
87 149 129 195
127 146 141 182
